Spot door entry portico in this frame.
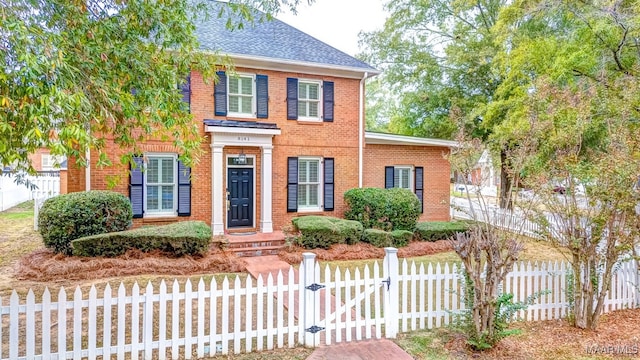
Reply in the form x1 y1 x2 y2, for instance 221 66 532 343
227 167 254 228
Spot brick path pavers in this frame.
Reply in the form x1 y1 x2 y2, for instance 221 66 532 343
243 255 414 360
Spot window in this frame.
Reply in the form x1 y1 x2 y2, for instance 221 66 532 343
228 74 255 117
394 167 412 190
41 154 66 170
298 158 322 210
145 155 177 215
298 81 321 120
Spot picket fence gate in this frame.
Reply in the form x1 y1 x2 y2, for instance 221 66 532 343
1 249 639 360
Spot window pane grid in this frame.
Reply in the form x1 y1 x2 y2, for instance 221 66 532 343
298 82 320 119
394 167 411 190
229 76 254 115
298 159 321 208
146 156 176 213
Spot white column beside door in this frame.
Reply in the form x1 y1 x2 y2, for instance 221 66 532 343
260 145 274 233
211 144 225 235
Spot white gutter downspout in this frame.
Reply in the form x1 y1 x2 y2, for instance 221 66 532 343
359 72 368 188
85 148 91 191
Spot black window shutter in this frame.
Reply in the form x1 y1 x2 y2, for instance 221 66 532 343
214 71 227 116
256 75 269 118
177 160 191 216
130 156 144 218
385 166 395 189
286 78 298 120
323 158 334 211
287 157 298 212
181 75 191 111
323 81 334 122
415 166 424 213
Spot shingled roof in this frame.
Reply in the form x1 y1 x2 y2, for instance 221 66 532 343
193 1 377 72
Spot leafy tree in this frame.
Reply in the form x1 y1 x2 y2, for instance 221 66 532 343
359 0 518 207
495 0 640 330
1 0 306 173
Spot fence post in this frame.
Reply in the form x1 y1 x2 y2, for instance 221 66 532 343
383 247 399 338
301 252 317 347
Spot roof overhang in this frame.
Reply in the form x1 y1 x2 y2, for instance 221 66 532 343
365 131 458 148
201 50 380 79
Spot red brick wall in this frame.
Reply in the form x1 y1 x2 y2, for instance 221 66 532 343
363 144 451 221
28 148 51 172
73 67 362 231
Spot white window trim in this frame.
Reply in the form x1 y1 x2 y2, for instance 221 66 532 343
227 73 256 118
298 79 323 122
41 154 65 170
143 153 178 217
298 156 323 212
394 166 413 190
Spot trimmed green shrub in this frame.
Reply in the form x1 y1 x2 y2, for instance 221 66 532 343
292 216 363 249
415 221 471 242
38 190 133 255
71 221 212 257
391 230 413 247
344 188 421 231
362 228 392 248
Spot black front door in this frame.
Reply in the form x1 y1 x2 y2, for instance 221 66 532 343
227 167 253 228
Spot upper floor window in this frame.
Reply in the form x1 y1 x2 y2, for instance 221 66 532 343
214 71 268 119
287 78 334 122
228 74 255 117
298 81 321 120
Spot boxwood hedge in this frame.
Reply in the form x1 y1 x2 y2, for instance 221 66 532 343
415 221 471 242
292 216 363 249
344 188 421 231
38 191 132 255
71 221 212 257
362 228 392 248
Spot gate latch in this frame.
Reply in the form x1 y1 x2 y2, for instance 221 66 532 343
306 283 325 292
382 277 391 291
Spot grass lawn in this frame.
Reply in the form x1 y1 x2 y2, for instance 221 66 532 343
319 235 567 277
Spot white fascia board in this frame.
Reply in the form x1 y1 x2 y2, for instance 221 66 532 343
205 125 282 136
365 132 459 148
200 50 381 79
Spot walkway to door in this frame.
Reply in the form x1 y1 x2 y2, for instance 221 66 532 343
243 256 413 360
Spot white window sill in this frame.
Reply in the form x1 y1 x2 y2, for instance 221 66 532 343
143 213 178 219
297 207 323 213
227 113 256 119
297 117 322 123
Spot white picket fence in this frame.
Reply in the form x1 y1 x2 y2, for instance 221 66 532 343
451 197 543 238
2 250 638 359
0 172 60 212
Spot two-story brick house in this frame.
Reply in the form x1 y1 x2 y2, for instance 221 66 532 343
64 9 455 236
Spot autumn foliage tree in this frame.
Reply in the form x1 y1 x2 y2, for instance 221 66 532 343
1 0 306 173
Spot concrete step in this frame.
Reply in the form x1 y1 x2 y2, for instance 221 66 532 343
226 238 286 249
231 245 282 257
225 231 286 257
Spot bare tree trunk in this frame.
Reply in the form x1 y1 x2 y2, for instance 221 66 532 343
499 149 513 210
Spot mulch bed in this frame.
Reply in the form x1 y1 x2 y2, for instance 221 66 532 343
15 240 453 282
15 247 247 282
442 308 640 359
278 240 453 264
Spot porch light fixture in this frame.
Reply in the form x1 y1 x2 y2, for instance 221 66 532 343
237 148 247 165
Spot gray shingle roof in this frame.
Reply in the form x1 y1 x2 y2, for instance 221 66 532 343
193 1 377 72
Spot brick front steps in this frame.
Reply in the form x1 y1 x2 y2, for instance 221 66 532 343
226 231 286 257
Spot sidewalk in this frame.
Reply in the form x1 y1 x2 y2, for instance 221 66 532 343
243 255 413 360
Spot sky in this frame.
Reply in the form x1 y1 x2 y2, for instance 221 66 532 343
276 0 388 57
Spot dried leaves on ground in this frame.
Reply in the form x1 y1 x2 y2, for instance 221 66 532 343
397 308 640 360
15 247 247 282
278 240 453 264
